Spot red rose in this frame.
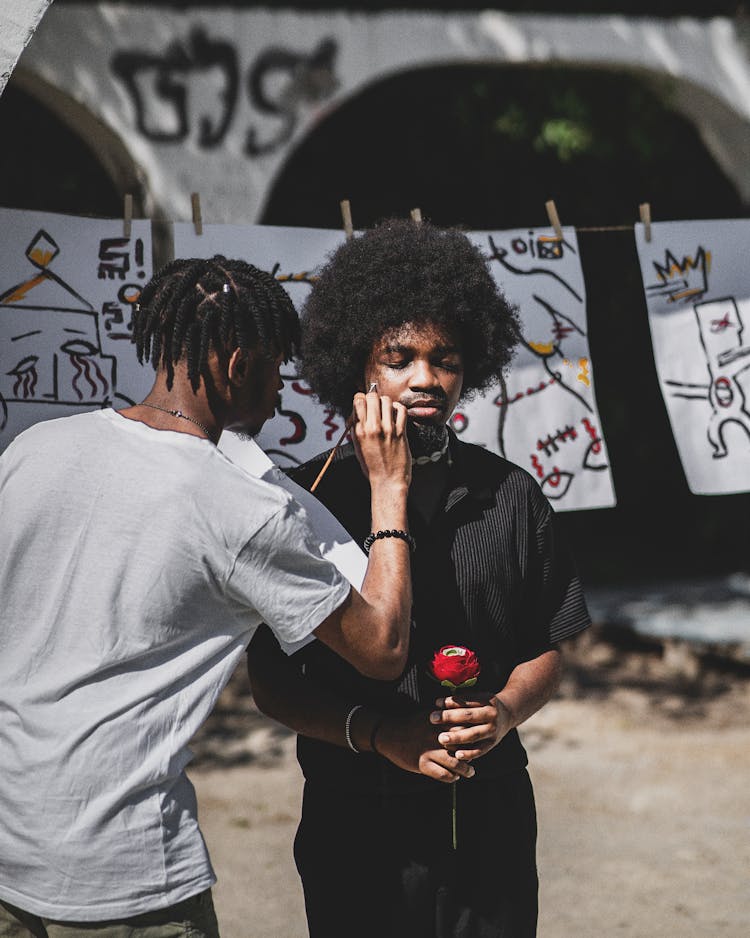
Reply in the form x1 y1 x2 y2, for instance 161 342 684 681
428 645 480 690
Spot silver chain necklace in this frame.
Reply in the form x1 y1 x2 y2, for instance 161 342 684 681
140 402 212 438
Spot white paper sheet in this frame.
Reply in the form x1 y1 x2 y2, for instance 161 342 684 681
0 208 154 454
635 220 750 494
173 222 348 468
462 227 616 510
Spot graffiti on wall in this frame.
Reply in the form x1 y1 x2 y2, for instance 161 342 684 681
112 29 339 156
0 209 153 452
636 221 750 494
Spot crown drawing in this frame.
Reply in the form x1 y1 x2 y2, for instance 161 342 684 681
647 247 711 305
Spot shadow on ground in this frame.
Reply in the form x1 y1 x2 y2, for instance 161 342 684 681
559 624 750 725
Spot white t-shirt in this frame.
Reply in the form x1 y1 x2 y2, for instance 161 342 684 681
0 409 350 920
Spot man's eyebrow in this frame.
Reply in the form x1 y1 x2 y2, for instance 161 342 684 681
378 343 462 355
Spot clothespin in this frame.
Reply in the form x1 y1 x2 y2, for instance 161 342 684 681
191 192 203 236
545 200 563 240
410 207 422 224
639 202 652 243
340 199 354 240
123 193 133 239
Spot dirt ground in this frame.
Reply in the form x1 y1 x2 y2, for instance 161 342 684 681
189 627 750 937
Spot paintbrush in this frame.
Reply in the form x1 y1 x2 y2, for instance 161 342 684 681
310 382 377 493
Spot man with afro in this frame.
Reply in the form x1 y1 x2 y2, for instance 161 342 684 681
248 219 591 938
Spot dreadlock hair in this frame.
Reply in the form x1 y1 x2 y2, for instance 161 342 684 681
132 256 300 391
299 217 522 416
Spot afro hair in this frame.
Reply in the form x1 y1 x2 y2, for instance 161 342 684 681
299 217 521 416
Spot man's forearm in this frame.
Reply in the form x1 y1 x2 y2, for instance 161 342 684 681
494 648 562 729
248 625 381 751
354 477 413 657
313 478 412 680
311 391 413 680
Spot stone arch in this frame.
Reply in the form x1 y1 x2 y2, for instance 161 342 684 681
261 59 745 227
10 66 150 216
660 71 750 204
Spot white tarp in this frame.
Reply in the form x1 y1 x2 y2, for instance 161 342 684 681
635 219 750 494
0 207 153 452
0 0 52 97
174 221 615 510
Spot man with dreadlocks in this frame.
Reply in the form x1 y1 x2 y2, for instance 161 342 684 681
247 220 591 938
0 256 414 937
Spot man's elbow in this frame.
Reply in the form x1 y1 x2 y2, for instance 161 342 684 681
356 636 408 681
248 679 274 717
247 662 284 719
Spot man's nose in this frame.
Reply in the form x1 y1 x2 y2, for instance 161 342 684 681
409 359 440 388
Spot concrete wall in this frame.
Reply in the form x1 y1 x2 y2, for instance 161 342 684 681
14 4 750 222
0 0 52 96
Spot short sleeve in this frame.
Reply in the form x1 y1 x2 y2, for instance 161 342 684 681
226 496 351 646
520 489 591 657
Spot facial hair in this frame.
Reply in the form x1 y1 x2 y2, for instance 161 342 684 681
406 420 449 459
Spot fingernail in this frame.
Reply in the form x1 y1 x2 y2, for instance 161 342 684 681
429 711 441 723
435 698 444 708
438 733 450 744
468 767 475 777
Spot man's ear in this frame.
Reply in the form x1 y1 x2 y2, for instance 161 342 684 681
227 347 251 388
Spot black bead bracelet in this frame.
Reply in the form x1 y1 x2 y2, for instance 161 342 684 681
363 529 416 554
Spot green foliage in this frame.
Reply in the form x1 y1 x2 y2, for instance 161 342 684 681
534 118 593 161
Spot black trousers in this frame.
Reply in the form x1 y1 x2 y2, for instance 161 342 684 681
294 770 538 938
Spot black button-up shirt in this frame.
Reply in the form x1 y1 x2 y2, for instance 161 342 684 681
287 434 591 793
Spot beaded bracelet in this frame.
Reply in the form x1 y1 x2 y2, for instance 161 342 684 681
363 529 416 555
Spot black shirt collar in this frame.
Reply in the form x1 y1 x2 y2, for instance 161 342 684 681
444 429 495 510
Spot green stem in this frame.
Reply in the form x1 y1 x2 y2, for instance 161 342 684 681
452 781 457 850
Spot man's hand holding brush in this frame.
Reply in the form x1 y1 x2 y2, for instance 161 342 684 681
351 384 412 491
311 384 414 681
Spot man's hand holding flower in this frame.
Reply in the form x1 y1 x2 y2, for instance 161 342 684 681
429 692 515 761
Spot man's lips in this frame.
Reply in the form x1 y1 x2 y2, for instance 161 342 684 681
406 400 445 417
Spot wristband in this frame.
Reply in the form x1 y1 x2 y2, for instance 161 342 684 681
363 529 416 554
344 704 364 753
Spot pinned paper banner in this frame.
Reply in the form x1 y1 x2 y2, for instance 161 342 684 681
635 218 750 494
460 226 616 511
173 221 347 466
0 208 154 455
